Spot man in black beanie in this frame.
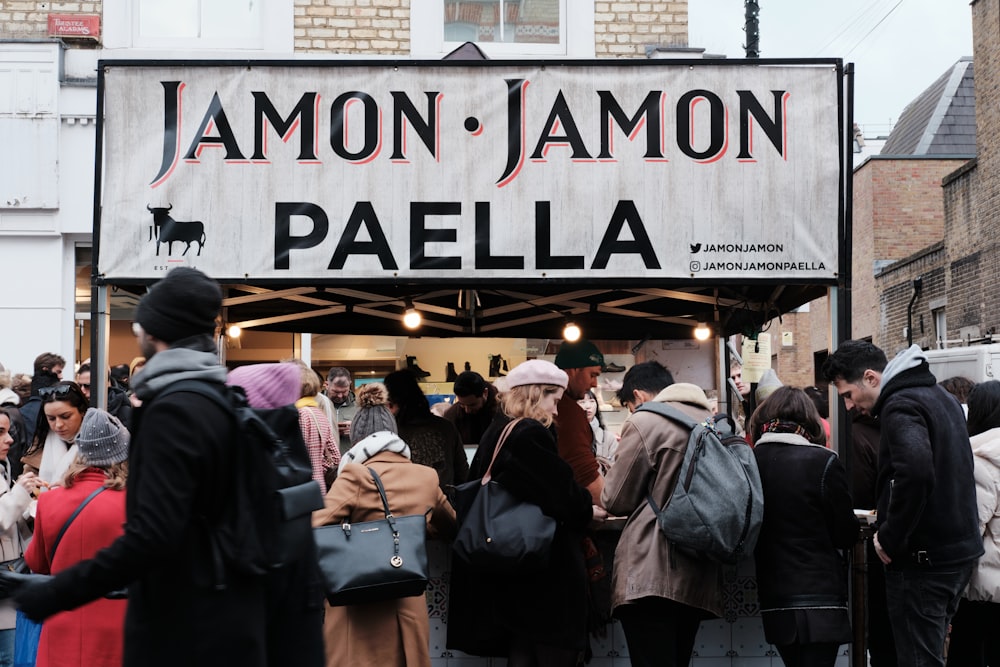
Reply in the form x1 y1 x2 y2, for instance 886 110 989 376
11 267 324 667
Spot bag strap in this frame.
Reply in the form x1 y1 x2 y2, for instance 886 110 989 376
636 402 702 526
635 401 701 430
365 468 405 560
49 486 107 561
367 467 394 520
482 418 523 485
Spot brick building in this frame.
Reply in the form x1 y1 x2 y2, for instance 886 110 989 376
772 55 975 388
0 1 691 374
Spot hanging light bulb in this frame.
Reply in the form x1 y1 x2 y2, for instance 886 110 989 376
563 321 582 342
402 299 422 330
693 321 711 341
227 324 242 339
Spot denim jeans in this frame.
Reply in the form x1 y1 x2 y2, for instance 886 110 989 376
0 627 13 667
884 563 974 667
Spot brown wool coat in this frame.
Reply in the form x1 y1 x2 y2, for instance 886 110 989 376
312 449 456 667
601 383 724 617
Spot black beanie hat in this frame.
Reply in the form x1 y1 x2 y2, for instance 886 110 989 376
135 267 222 343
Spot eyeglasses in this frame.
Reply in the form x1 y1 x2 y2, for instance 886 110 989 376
38 384 75 399
79 383 91 390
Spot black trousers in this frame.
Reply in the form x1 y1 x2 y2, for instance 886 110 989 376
775 642 841 667
946 598 1000 666
867 542 898 666
614 597 705 667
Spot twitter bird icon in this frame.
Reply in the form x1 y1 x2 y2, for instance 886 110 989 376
689 243 702 253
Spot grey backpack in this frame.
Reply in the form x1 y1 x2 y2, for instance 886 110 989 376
638 402 764 564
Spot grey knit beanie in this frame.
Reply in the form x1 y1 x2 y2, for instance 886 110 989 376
76 408 130 466
349 383 397 446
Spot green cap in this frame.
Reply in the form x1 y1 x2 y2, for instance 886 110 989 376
554 340 605 370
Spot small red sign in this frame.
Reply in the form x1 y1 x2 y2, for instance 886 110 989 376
47 14 100 39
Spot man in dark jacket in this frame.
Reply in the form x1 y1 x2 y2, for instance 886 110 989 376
18 352 63 450
824 340 983 666
443 371 499 445
10 268 324 667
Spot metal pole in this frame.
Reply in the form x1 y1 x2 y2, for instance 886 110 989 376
90 284 110 410
744 0 760 58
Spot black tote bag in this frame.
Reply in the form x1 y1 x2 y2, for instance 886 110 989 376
314 467 429 606
452 419 556 572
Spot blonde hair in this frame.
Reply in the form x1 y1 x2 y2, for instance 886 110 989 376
63 459 128 491
499 384 563 427
282 358 323 398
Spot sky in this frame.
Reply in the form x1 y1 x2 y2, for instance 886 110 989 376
688 0 974 137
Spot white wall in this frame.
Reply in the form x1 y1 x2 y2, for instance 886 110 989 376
0 236 76 375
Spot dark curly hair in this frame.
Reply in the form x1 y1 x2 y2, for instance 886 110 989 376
821 340 887 384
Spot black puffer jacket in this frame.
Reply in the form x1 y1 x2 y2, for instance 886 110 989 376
873 361 984 567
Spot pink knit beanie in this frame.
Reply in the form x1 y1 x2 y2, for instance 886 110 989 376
227 363 301 409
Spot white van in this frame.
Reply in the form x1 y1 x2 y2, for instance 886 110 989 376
924 344 1000 383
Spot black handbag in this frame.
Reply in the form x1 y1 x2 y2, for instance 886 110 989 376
0 558 27 574
452 419 557 572
313 467 429 606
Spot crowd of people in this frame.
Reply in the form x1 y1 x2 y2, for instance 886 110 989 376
1 268 998 667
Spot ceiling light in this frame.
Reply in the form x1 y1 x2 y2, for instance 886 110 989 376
227 324 242 338
563 321 581 342
402 299 422 329
693 322 711 341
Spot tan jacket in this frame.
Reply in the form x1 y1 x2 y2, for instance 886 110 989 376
313 448 456 667
600 383 723 617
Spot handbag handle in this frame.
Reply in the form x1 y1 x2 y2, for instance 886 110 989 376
481 418 523 485
364 467 405 563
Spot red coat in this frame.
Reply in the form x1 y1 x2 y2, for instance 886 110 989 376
25 470 127 667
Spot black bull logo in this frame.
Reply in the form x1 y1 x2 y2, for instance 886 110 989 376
146 205 207 256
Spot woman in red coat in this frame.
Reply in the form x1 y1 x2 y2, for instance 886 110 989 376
25 408 129 667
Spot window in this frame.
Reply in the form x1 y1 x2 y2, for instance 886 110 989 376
933 308 947 346
102 0 292 52
412 0 594 58
137 0 260 44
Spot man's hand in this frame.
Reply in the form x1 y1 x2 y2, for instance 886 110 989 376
873 532 892 565
12 576 59 622
589 504 609 530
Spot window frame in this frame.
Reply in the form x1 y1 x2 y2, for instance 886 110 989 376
102 0 292 53
411 0 595 59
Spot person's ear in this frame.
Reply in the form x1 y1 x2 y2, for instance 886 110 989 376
631 388 642 405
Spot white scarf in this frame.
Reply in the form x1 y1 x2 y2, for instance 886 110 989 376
337 431 410 474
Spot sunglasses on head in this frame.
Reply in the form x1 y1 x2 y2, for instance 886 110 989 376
38 384 78 400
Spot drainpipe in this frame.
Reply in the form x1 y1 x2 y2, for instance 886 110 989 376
907 276 923 347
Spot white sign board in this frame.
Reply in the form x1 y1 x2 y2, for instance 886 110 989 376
97 61 842 282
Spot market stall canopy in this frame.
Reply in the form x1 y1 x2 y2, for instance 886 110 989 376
212 281 825 341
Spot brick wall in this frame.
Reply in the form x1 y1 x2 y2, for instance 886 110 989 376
937 1 1000 350
875 246 945 356
594 1 686 56
4 2 689 59
1 1 102 39
796 156 961 376
295 0 409 54
773 309 822 388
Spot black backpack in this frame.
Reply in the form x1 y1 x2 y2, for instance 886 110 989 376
159 380 325 576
